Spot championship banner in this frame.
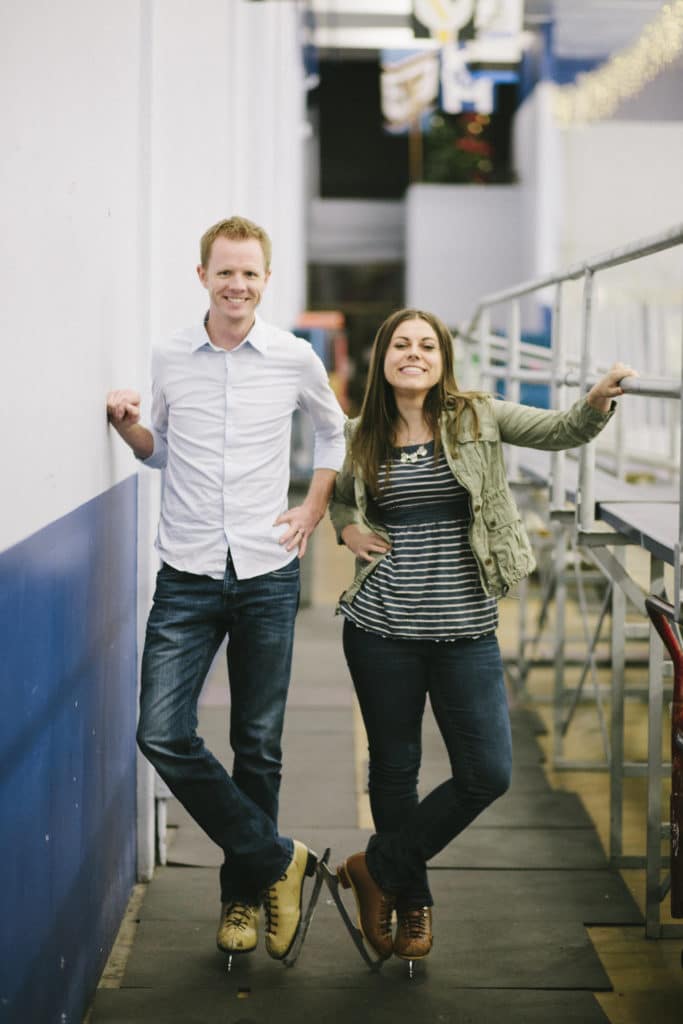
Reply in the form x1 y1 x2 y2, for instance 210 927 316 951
412 0 522 114
440 43 494 114
380 48 441 133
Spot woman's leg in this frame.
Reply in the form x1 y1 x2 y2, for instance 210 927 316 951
342 619 432 905
417 633 512 862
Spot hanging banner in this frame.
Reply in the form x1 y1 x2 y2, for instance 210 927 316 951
470 0 523 66
440 43 494 114
413 0 523 106
413 0 522 43
475 0 523 37
384 1 523 127
413 0 475 43
380 49 441 132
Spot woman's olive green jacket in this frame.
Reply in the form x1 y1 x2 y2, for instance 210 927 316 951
328 395 614 603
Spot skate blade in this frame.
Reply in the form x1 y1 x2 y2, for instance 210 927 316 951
319 859 384 972
283 848 329 968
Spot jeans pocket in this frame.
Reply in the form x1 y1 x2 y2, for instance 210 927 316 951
270 558 300 580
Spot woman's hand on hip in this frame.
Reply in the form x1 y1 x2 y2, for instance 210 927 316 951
341 525 391 563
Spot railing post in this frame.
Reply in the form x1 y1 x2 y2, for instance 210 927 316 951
507 300 521 477
578 269 596 533
550 283 565 510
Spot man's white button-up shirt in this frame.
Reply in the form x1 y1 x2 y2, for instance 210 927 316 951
142 315 346 580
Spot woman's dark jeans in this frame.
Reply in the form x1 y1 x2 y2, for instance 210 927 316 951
137 558 300 904
343 619 512 907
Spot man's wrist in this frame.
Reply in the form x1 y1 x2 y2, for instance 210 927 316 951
302 498 327 523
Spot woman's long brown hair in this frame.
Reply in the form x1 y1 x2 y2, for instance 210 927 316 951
350 308 482 495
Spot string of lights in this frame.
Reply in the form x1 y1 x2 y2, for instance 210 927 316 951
551 0 683 124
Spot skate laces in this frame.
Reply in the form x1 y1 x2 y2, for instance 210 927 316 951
223 902 254 931
378 894 394 936
263 873 286 931
399 907 429 938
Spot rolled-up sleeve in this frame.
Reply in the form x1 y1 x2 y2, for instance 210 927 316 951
297 348 346 471
494 395 615 450
139 351 169 469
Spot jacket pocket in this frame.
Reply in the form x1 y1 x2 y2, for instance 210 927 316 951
481 489 518 532
481 492 532 585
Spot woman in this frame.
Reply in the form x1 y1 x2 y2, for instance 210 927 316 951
329 307 634 964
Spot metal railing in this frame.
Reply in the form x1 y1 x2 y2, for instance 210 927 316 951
460 223 683 939
460 221 683 613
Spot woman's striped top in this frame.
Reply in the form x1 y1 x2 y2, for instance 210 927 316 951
340 441 498 641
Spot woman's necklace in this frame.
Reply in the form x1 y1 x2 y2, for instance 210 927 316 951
395 417 433 463
399 444 429 464
396 429 433 463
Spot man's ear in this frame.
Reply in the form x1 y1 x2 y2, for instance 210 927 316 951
197 264 207 287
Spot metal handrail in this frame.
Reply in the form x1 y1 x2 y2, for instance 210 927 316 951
461 222 683 612
465 223 683 329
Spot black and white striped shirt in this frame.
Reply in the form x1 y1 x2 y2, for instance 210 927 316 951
340 441 498 641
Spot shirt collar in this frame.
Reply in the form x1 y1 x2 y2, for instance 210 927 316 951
190 313 269 355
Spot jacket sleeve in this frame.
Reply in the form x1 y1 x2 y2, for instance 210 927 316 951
492 395 616 451
328 419 362 543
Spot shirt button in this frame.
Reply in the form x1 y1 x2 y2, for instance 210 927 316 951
485 557 493 566
474 504 481 512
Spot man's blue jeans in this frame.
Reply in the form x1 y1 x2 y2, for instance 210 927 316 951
137 556 300 904
343 620 512 907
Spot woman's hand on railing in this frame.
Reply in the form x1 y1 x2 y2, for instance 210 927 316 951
586 362 638 413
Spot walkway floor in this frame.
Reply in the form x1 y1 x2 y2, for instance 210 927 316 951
89 604 645 1024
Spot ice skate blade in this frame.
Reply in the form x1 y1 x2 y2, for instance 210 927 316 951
222 948 254 973
319 858 384 972
282 847 328 968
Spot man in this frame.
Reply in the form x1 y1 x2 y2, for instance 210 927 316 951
106 216 345 961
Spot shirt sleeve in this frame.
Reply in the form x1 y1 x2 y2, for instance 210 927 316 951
492 395 616 450
328 420 361 543
297 347 346 471
139 348 169 469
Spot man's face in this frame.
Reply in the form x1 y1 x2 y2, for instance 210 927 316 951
197 236 270 324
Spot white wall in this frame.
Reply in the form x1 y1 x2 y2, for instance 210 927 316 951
1 0 149 552
149 0 307 343
559 121 683 271
0 0 308 556
513 84 683 283
405 183 524 327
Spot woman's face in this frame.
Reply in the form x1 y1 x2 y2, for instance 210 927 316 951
383 318 443 398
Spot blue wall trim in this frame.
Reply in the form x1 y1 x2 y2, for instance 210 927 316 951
0 477 138 1023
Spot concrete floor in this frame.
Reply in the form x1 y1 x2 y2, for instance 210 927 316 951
87 519 683 1022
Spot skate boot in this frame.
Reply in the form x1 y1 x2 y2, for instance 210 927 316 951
393 906 432 960
337 852 394 960
216 901 259 954
263 840 317 960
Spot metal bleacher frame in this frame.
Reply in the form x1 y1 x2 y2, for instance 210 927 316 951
459 223 683 939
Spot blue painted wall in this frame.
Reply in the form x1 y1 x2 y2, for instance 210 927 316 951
0 477 139 1023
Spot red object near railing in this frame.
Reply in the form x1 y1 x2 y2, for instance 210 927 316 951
645 595 683 918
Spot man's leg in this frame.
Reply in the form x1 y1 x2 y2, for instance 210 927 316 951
137 563 292 905
221 557 301 901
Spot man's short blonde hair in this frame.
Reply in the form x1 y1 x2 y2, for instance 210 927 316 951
199 216 272 271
